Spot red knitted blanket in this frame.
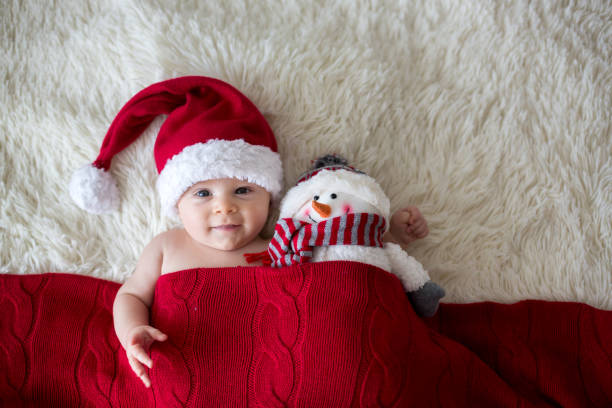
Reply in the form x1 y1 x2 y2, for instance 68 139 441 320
1 262 611 407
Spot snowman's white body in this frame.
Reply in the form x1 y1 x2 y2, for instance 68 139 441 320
295 190 431 292
312 244 429 292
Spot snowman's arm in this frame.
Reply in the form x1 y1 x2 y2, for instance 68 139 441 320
384 242 430 292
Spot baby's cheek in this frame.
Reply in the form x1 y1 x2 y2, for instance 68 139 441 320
342 204 353 214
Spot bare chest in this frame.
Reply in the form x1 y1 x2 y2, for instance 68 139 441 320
160 237 270 275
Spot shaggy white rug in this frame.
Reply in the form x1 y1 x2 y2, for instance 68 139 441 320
1 0 610 309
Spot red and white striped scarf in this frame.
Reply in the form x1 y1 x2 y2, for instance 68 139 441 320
267 213 386 267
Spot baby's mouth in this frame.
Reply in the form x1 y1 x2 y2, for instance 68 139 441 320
213 224 241 231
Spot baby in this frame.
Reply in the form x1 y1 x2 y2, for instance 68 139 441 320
69 76 429 388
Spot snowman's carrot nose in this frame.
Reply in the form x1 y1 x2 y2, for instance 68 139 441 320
312 200 332 218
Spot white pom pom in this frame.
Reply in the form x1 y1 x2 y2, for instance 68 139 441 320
69 164 119 214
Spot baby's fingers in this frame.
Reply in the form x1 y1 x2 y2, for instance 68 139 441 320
411 221 428 235
408 218 424 231
144 326 168 342
130 344 153 369
128 353 151 388
407 209 423 224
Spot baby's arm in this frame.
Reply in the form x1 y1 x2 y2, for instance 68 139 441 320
113 234 167 388
385 206 429 245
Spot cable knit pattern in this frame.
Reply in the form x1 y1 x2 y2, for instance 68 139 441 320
1 265 612 407
248 264 309 406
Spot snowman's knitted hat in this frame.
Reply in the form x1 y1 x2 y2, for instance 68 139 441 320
69 76 283 218
279 155 390 220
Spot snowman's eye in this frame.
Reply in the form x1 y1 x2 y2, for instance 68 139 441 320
314 195 320 201
330 193 337 199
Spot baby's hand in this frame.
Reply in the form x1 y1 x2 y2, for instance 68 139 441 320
390 206 429 245
125 325 168 388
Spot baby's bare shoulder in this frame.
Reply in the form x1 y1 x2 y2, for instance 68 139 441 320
118 231 172 303
137 229 186 268
155 228 203 274
154 228 186 249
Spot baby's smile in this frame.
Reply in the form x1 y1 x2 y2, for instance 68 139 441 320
213 224 241 231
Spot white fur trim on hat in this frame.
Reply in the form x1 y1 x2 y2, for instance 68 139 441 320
279 169 390 220
69 164 120 214
156 139 283 218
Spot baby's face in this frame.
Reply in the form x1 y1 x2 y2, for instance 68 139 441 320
177 178 271 251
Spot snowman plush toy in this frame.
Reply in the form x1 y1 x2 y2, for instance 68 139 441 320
266 155 445 317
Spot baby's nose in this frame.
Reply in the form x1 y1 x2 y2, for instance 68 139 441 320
214 197 238 214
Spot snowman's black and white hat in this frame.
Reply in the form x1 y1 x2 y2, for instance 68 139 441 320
279 155 390 220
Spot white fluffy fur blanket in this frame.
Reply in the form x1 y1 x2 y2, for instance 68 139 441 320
1 0 610 309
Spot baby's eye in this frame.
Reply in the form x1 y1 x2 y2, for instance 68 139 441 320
195 189 210 197
330 193 337 199
235 187 251 195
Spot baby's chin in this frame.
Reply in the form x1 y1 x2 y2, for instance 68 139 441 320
208 239 247 251
206 234 263 252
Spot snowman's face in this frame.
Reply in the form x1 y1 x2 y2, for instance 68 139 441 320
294 190 379 223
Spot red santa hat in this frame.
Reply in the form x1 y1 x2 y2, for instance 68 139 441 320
279 155 390 220
69 76 283 217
